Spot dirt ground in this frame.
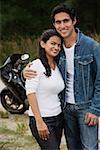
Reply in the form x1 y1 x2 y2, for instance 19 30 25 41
0 80 67 150
0 113 67 150
0 80 100 150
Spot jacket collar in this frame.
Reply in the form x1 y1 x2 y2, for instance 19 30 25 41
75 28 82 46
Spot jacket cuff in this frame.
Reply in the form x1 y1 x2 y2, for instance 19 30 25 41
21 71 26 82
89 106 100 116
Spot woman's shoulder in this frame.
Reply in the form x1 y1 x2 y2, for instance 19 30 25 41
31 58 41 65
31 59 45 71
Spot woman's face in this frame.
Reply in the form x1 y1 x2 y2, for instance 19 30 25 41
41 35 61 58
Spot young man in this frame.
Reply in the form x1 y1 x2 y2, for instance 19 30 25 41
23 3 100 150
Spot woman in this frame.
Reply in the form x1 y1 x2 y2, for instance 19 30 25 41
25 29 65 150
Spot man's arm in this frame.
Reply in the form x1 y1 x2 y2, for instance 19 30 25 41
90 45 100 116
85 45 100 126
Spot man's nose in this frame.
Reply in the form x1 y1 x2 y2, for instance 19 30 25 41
60 21 65 28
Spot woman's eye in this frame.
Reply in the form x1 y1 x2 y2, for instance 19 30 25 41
58 44 61 48
51 42 55 45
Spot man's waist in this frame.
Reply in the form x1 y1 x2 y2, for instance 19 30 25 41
65 101 92 109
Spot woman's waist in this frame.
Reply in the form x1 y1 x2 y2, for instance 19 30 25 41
28 105 62 117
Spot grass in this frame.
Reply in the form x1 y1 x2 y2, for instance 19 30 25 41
0 134 40 150
0 36 39 65
0 111 9 118
0 113 67 150
0 113 40 150
90 33 100 44
0 32 99 149
16 122 28 135
0 33 100 65
0 124 16 135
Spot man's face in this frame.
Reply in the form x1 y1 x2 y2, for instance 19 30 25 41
53 12 76 39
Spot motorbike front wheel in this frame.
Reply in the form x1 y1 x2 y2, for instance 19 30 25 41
0 88 28 114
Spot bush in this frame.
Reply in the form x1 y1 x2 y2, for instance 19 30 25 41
0 36 39 65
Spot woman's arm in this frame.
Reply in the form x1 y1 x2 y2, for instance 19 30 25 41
27 93 50 140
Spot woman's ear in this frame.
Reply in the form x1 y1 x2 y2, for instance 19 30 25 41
40 41 45 48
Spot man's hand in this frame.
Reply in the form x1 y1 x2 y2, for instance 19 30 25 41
23 63 37 79
85 112 98 126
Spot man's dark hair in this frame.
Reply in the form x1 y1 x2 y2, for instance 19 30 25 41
51 3 77 23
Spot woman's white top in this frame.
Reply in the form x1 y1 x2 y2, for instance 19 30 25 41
25 59 65 117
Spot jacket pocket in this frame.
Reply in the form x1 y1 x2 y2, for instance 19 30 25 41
77 55 94 101
78 55 93 65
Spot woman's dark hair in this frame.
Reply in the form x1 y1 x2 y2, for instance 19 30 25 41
39 29 62 77
51 3 77 23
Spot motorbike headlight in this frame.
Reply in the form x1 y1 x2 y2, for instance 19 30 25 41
21 54 29 61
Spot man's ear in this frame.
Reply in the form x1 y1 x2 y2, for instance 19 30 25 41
73 17 77 25
40 41 45 48
53 23 56 28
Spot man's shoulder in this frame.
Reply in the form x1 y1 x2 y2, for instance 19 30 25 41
79 32 97 48
80 31 96 43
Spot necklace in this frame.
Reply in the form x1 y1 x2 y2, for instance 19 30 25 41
49 62 56 70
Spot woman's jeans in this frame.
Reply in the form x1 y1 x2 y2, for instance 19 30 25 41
63 103 98 150
29 113 64 150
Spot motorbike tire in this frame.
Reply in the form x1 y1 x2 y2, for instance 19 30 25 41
0 88 28 114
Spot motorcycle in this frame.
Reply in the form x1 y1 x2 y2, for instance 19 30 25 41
0 53 29 114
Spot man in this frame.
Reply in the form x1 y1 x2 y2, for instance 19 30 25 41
23 3 100 150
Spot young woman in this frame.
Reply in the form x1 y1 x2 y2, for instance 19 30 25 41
25 29 65 150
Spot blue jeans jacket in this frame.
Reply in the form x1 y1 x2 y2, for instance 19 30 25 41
58 28 100 116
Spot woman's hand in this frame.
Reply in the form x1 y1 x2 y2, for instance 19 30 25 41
36 119 50 140
23 63 37 79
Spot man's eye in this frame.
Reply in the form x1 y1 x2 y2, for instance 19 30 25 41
55 21 61 24
63 19 69 23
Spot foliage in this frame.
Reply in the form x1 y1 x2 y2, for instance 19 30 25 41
1 0 65 39
0 36 39 65
70 0 100 33
0 33 100 65
1 0 100 38
0 0 100 65
89 33 100 44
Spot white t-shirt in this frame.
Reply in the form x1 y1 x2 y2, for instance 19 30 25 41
63 43 75 104
25 59 65 117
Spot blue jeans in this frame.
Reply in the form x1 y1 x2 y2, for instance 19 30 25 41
63 103 98 150
29 113 63 150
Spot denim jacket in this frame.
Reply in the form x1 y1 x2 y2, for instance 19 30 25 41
58 28 100 116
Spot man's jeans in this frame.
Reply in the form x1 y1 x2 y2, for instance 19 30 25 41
63 103 98 150
29 113 63 150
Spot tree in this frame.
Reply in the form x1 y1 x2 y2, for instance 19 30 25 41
71 0 100 33
1 0 65 39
